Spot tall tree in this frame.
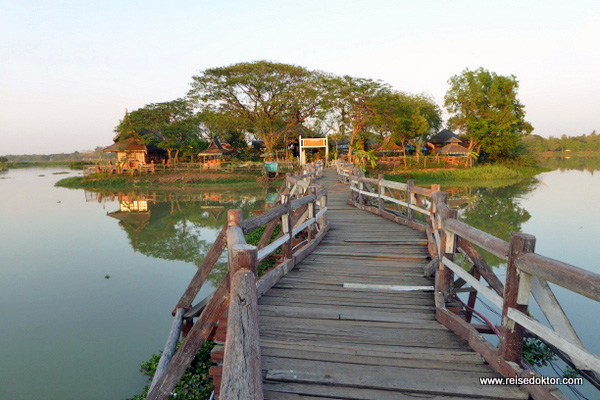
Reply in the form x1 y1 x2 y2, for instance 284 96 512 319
444 67 533 164
372 91 441 167
188 61 328 158
115 99 204 164
330 76 390 162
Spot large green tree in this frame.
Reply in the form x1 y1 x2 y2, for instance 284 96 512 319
188 61 328 158
115 99 204 163
372 91 442 166
330 76 391 162
444 67 533 164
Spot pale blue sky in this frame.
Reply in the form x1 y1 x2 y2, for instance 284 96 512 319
1 0 599 154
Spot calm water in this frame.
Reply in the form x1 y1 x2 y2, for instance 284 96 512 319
450 160 600 399
1 163 599 399
0 168 274 400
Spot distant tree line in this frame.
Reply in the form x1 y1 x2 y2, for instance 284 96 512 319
3 147 114 163
522 131 600 152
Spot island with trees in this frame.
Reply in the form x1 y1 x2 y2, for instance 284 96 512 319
9 60 584 190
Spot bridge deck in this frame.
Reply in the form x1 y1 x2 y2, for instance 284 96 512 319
258 170 529 399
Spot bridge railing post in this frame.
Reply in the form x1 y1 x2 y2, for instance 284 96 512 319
281 192 293 260
407 180 415 220
432 191 457 299
358 180 364 206
378 174 384 212
220 243 263 400
308 178 316 241
499 233 536 364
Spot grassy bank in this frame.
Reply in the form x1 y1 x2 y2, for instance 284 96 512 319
55 171 274 190
383 165 546 185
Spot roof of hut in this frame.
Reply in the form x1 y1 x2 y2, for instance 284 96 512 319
199 138 233 156
430 129 460 145
438 142 469 155
103 137 148 152
103 133 166 154
446 137 462 144
375 135 403 152
107 211 151 232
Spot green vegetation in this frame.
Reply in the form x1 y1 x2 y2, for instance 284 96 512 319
55 172 270 190
444 67 533 165
245 224 282 275
384 165 543 184
3 148 114 164
189 61 327 158
524 131 600 152
124 341 215 400
115 99 208 164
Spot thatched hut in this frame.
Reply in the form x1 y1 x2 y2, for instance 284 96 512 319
429 129 462 150
437 137 469 155
199 138 233 167
103 133 167 166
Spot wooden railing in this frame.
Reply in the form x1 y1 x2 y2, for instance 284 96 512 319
146 161 328 400
335 160 600 398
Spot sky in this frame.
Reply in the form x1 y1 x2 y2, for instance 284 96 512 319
1 0 599 155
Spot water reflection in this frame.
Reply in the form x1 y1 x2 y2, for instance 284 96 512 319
447 179 538 268
85 189 278 285
539 154 600 173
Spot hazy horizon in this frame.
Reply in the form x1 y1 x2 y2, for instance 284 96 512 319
2 0 599 154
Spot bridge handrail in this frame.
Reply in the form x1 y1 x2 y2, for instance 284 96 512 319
146 161 329 400
334 160 600 392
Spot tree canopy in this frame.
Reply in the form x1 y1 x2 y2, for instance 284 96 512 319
444 67 533 163
188 61 329 157
328 76 391 162
115 99 206 162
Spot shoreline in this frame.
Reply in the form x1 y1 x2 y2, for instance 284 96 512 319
54 170 280 191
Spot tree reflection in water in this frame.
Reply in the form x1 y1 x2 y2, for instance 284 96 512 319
448 178 539 269
89 189 276 286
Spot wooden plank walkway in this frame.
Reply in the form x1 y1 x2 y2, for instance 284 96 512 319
258 169 529 399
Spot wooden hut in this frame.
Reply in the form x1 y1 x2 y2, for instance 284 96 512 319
437 137 469 155
374 135 404 154
103 134 167 167
429 129 462 150
199 138 233 168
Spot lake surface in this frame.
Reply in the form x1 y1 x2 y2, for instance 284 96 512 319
449 159 600 399
1 162 599 399
0 168 275 400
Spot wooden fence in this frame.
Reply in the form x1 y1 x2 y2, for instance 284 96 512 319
83 160 298 177
146 161 326 400
335 160 600 398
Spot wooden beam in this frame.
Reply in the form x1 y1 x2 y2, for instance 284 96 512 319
221 245 263 399
147 275 231 400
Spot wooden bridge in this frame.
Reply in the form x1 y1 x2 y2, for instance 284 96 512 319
145 161 600 400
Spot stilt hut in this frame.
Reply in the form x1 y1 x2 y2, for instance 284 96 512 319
198 138 232 168
103 134 167 168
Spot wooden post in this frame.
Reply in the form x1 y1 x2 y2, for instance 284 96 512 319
378 174 384 212
499 233 536 363
358 180 364 206
435 191 457 299
227 209 243 267
220 244 263 400
465 268 481 323
407 180 415 220
281 193 293 259
308 181 316 241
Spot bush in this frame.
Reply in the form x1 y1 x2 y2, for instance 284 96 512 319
124 341 215 400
